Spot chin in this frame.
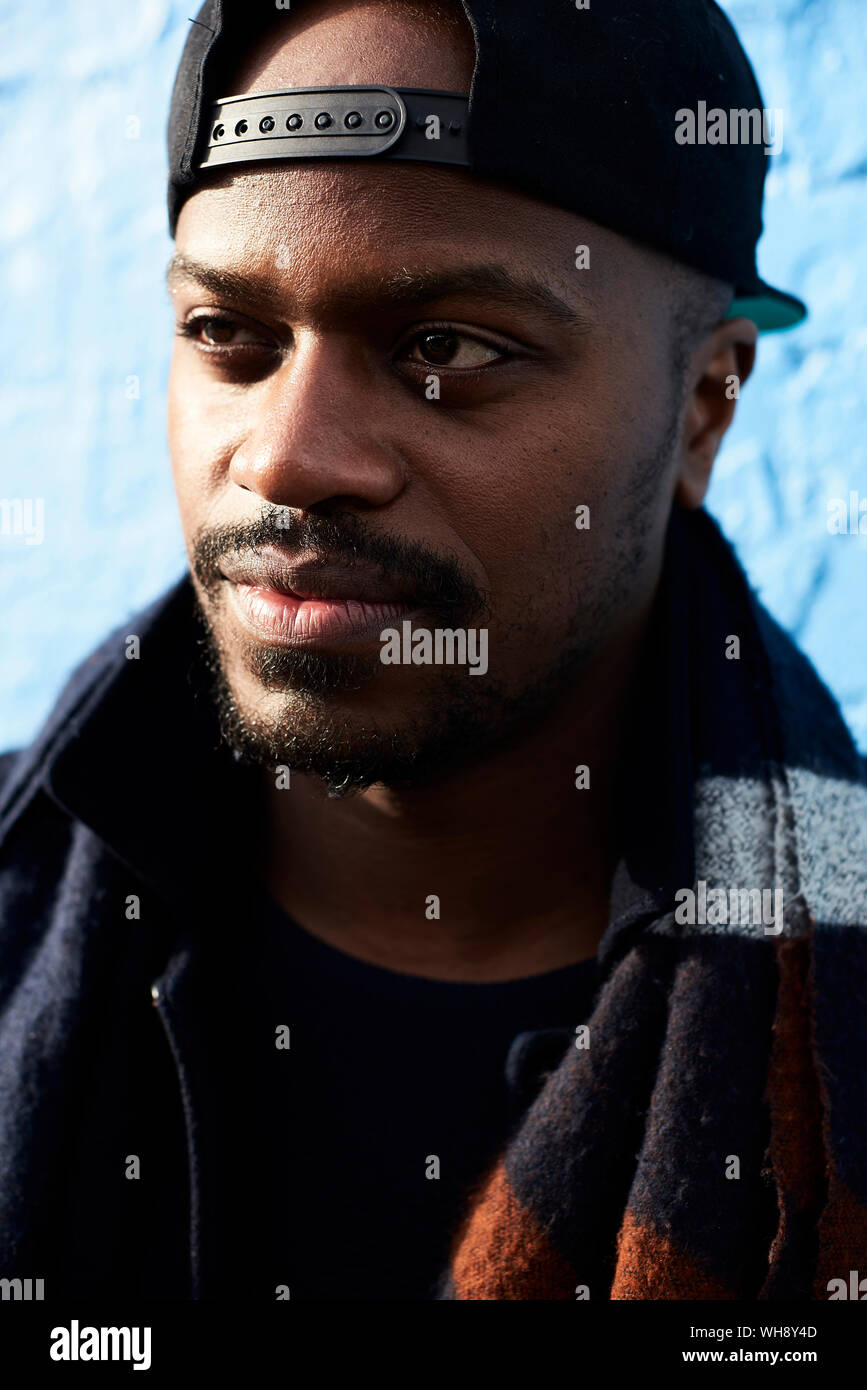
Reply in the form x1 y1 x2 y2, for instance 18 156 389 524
213 687 469 797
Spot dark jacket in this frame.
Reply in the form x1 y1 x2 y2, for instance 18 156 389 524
0 575 272 1298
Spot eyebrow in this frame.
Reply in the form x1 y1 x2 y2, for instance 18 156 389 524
165 253 589 332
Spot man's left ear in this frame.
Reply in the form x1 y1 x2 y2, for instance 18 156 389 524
675 317 758 509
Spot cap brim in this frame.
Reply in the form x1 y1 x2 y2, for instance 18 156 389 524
727 280 807 333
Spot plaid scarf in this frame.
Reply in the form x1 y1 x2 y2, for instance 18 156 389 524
436 508 867 1300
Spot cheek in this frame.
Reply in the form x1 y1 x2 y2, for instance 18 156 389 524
167 353 246 527
447 394 630 599
447 365 666 653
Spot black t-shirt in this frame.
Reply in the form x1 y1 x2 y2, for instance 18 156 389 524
224 893 601 1301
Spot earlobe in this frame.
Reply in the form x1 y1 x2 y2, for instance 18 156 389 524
675 463 711 511
674 318 758 510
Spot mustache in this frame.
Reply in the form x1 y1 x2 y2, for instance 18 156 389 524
190 506 487 621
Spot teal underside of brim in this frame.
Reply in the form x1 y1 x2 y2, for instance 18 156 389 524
727 293 807 333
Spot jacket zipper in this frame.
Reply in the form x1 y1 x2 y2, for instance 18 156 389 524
150 980 202 1299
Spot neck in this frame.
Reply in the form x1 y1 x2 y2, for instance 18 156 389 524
261 602 652 982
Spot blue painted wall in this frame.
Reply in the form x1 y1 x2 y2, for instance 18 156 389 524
1 0 865 750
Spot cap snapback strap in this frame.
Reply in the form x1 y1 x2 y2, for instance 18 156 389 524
199 85 471 170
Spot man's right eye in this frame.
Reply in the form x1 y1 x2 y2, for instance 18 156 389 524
176 314 268 348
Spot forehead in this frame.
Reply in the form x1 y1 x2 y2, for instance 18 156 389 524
174 158 644 329
182 158 567 256
222 1 477 96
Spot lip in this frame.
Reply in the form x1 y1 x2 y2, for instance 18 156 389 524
226 581 416 646
219 545 417 604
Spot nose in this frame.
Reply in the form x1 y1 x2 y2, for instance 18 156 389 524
228 334 407 510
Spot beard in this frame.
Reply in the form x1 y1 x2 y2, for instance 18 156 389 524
193 598 597 798
188 426 676 798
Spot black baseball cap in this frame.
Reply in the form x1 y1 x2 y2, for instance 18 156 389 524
167 0 807 333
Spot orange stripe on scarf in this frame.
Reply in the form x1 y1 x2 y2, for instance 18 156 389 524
761 933 825 1291
610 1208 734 1299
814 1181 867 1297
450 1161 577 1300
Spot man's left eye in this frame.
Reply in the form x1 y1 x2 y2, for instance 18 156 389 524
403 330 505 369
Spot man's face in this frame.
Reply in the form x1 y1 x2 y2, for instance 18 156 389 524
167 3 685 795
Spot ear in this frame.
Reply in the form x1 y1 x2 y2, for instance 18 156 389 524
674 317 758 510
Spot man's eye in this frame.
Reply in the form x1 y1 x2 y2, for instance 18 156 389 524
178 315 266 348
403 329 506 369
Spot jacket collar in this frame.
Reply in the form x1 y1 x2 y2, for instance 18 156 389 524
31 577 264 916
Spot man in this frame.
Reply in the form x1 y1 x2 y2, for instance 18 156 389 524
0 0 864 1303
